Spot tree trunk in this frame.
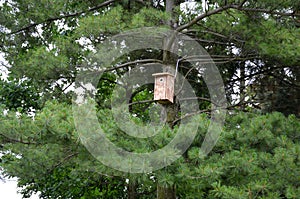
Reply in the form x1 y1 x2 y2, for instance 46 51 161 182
157 184 176 199
157 101 178 199
156 1 178 198
295 67 300 117
239 62 246 110
128 180 137 199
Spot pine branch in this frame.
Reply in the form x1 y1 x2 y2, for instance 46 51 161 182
231 5 300 17
172 100 252 125
177 5 233 32
177 3 300 33
8 0 116 35
0 133 36 145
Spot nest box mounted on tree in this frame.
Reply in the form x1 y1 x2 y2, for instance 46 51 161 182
152 72 175 104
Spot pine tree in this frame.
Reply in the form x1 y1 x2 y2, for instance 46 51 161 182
1 0 300 198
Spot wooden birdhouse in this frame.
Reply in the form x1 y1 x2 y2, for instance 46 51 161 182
152 73 175 104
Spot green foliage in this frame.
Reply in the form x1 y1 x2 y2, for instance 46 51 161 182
0 101 127 198
95 72 117 109
15 47 69 79
1 100 300 198
130 85 155 123
174 112 300 198
76 6 126 37
19 166 126 199
130 8 170 28
248 20 300 65
0 77 40 112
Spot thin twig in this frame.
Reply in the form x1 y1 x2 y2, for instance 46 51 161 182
128 99 157 106
48 152 79 173
231 5 300 17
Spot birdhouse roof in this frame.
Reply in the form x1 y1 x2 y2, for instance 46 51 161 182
152 72 174 77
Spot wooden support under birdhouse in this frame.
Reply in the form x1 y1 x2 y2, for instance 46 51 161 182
152 72 175 104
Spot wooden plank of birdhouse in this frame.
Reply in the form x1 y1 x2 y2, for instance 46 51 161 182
166 75 174 103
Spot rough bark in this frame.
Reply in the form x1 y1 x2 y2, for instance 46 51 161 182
157 185 176 199
156 1 178 198
239 62 246 110
128 180 137 199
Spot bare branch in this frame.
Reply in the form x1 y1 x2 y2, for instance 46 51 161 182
181 55 260 65
196 38 234 46
172 109 211 125
104 59 163 72
179 97 214 104
238 0 248 8
172 100 252 125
